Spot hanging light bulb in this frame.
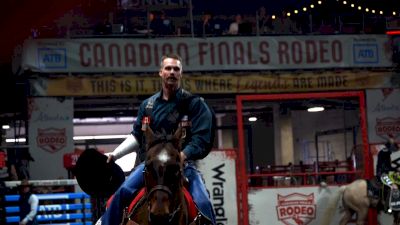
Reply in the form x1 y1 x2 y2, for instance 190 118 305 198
379 11 383 15
372 9 376 14
294 9 299 14
307 106 325 112
393 11 397 16
272 15 276 19
303 7 307 11
351 3 355 7
286 12 291 17
343 1 347 4
358 6 362 10
365 8 369 12
318 0 322 4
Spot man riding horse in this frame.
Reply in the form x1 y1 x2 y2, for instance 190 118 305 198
101 54 216 225
376 137 400 212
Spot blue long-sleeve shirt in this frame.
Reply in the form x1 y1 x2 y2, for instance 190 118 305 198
132 88 214 162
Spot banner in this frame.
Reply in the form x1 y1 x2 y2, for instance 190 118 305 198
28 97 74 179
197 150 238 225
248 186 393 225
29 71 394 96
21 35 392 73
366 89 400 144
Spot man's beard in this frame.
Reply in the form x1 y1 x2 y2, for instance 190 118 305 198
164 77 179 89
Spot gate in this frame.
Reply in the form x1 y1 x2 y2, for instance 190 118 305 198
235 91 372 225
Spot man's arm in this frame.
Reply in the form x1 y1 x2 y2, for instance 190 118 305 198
107 102 146 162
21 194 39 224
182 97 214 160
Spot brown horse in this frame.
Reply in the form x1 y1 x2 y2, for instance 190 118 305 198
338 179 400 225
121 127 202 225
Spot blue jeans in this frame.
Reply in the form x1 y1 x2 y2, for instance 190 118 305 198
101 162 216 225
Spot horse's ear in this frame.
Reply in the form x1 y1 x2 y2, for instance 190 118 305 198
144 126 155 150
172 126 184 150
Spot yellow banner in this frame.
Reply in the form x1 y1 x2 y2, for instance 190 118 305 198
32 71 394 96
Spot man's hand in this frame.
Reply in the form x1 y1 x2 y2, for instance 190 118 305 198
180 151 187 166
19 219 27 225
106 154 114 163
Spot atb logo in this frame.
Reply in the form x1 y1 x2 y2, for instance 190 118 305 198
38 48 67 69
276 193 316 225
353 44 379 64
37 128 67 153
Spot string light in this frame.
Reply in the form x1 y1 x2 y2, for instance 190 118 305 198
277 0 398 20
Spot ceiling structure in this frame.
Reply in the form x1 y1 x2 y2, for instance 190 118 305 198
0 0 388 126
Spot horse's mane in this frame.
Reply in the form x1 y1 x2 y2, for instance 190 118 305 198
145 128 183 153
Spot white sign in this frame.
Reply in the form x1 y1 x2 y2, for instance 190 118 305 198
248 186 393 225
197 150 238 225
21 35 392 73
28 97 74 179
366 89 400 143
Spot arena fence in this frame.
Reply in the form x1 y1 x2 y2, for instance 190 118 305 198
5 192 92 225
2 180 93 225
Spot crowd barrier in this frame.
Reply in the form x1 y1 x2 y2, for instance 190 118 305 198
4 192 92 225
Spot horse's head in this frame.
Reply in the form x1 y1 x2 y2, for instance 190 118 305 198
143 126 185 224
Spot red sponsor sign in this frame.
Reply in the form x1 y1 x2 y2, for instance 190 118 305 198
0 151 6 168
375 117 400 139
63 152 80 169
36 128 67 153
276 193 316 225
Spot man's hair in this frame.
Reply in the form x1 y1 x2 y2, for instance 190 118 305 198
160 54 183 68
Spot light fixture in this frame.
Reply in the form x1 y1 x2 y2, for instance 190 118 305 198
307 106 325 112
248 117 258 122
272 15 276 19
6 134 130 143
2 125 10 130
6 138 26 143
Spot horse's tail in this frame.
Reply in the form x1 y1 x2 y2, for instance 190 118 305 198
319 185 346 225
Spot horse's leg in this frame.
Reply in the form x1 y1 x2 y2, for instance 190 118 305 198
356 208 369 225
339 209 354 225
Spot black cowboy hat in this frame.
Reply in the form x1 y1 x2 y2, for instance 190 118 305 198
73 148 125 198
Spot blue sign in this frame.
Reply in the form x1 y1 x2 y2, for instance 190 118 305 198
353 44 379 64
37 48 67 69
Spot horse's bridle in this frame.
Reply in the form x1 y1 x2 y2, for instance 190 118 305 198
143 141 185 224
